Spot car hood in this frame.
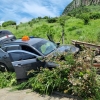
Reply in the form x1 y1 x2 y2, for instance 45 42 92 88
53 45 79 55
56 45 79 54
45 45 79 59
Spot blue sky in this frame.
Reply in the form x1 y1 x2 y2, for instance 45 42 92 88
0 0 72 24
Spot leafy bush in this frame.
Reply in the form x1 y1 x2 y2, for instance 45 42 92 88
68 26 77 31
43 16 49 19
47 17 57 23
2 20 16 27
79 13 90 25
16 25 19 30
30 68 62 94
15 52 100 99
90 13 100 19
67 7 90 17
0 72 16 88
28 21 33 27
76 30 82 35
97 31 100 42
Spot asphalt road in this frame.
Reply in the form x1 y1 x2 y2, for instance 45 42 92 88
0 88 76 100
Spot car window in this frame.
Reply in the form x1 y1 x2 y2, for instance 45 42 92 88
21 45 40 56
33 40 56 55
7 46 21 51
22 52 36 60
9 51 36 61
9 52 22 61
2 45 21 52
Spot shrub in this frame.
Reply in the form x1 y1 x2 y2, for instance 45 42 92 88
28 21 33 27
38 17 42 20
43 16 49 19
90 13 100 19
0 72 16 88
47 17 57 23
2 20 16 27
15 52 100 99
29 68 62 94
16 25 19 30
68 26 77 31
76 30 82 35
0 51 99 100
79 13 90 25
97 31 100 42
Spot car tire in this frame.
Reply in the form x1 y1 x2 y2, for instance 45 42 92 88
0 63 8 72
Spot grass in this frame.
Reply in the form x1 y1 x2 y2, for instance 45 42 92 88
1 17 100 45
0 16 100 100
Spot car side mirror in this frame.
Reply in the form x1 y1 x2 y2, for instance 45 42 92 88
56 42 60 48
36 56 45 62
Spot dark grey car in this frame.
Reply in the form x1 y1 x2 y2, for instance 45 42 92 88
0 37 79 73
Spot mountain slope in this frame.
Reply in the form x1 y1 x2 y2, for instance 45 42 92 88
62 0 100 15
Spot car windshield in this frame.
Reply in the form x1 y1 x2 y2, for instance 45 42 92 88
32 40 56 55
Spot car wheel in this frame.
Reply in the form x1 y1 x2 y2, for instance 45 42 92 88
0 63 8 72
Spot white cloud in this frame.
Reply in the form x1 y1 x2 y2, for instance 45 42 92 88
17 17 31 24
0 21 4 25
22 2 57 17
0 0 72 24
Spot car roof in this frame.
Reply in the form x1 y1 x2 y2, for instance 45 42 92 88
4 37 46 46
7 49 38 56
0 30 14 36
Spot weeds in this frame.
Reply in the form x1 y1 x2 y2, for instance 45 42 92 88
0 49 99 100
0 72 16 88
9 51 100 100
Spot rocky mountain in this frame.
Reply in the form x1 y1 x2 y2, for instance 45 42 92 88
62 0 100 15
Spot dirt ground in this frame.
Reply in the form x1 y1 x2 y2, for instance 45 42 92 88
0 88 78 100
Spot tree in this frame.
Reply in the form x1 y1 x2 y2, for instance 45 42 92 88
38 17 42 20
43 16 49 19
28 21 33 27
16 25 19 30
80 13 90 25
58 16 68 44
47 17 57 23
2 20 16 27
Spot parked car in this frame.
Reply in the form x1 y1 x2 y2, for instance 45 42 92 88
0 30 16 45
0 36 79 79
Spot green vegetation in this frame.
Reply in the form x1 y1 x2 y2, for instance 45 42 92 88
1 5 100 44
67 5 100 20
0 52 100 100
0 72 16 88
63 0 100 15
2 20 16 27
0 4 100 100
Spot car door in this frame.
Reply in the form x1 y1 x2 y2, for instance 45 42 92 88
0 48 13 71
8 50 40 71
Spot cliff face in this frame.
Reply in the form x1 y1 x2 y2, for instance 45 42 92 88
63 0 100 15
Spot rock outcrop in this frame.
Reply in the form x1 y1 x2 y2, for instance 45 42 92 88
62 0 100 15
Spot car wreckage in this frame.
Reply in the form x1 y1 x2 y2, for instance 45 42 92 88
0 30 79 79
